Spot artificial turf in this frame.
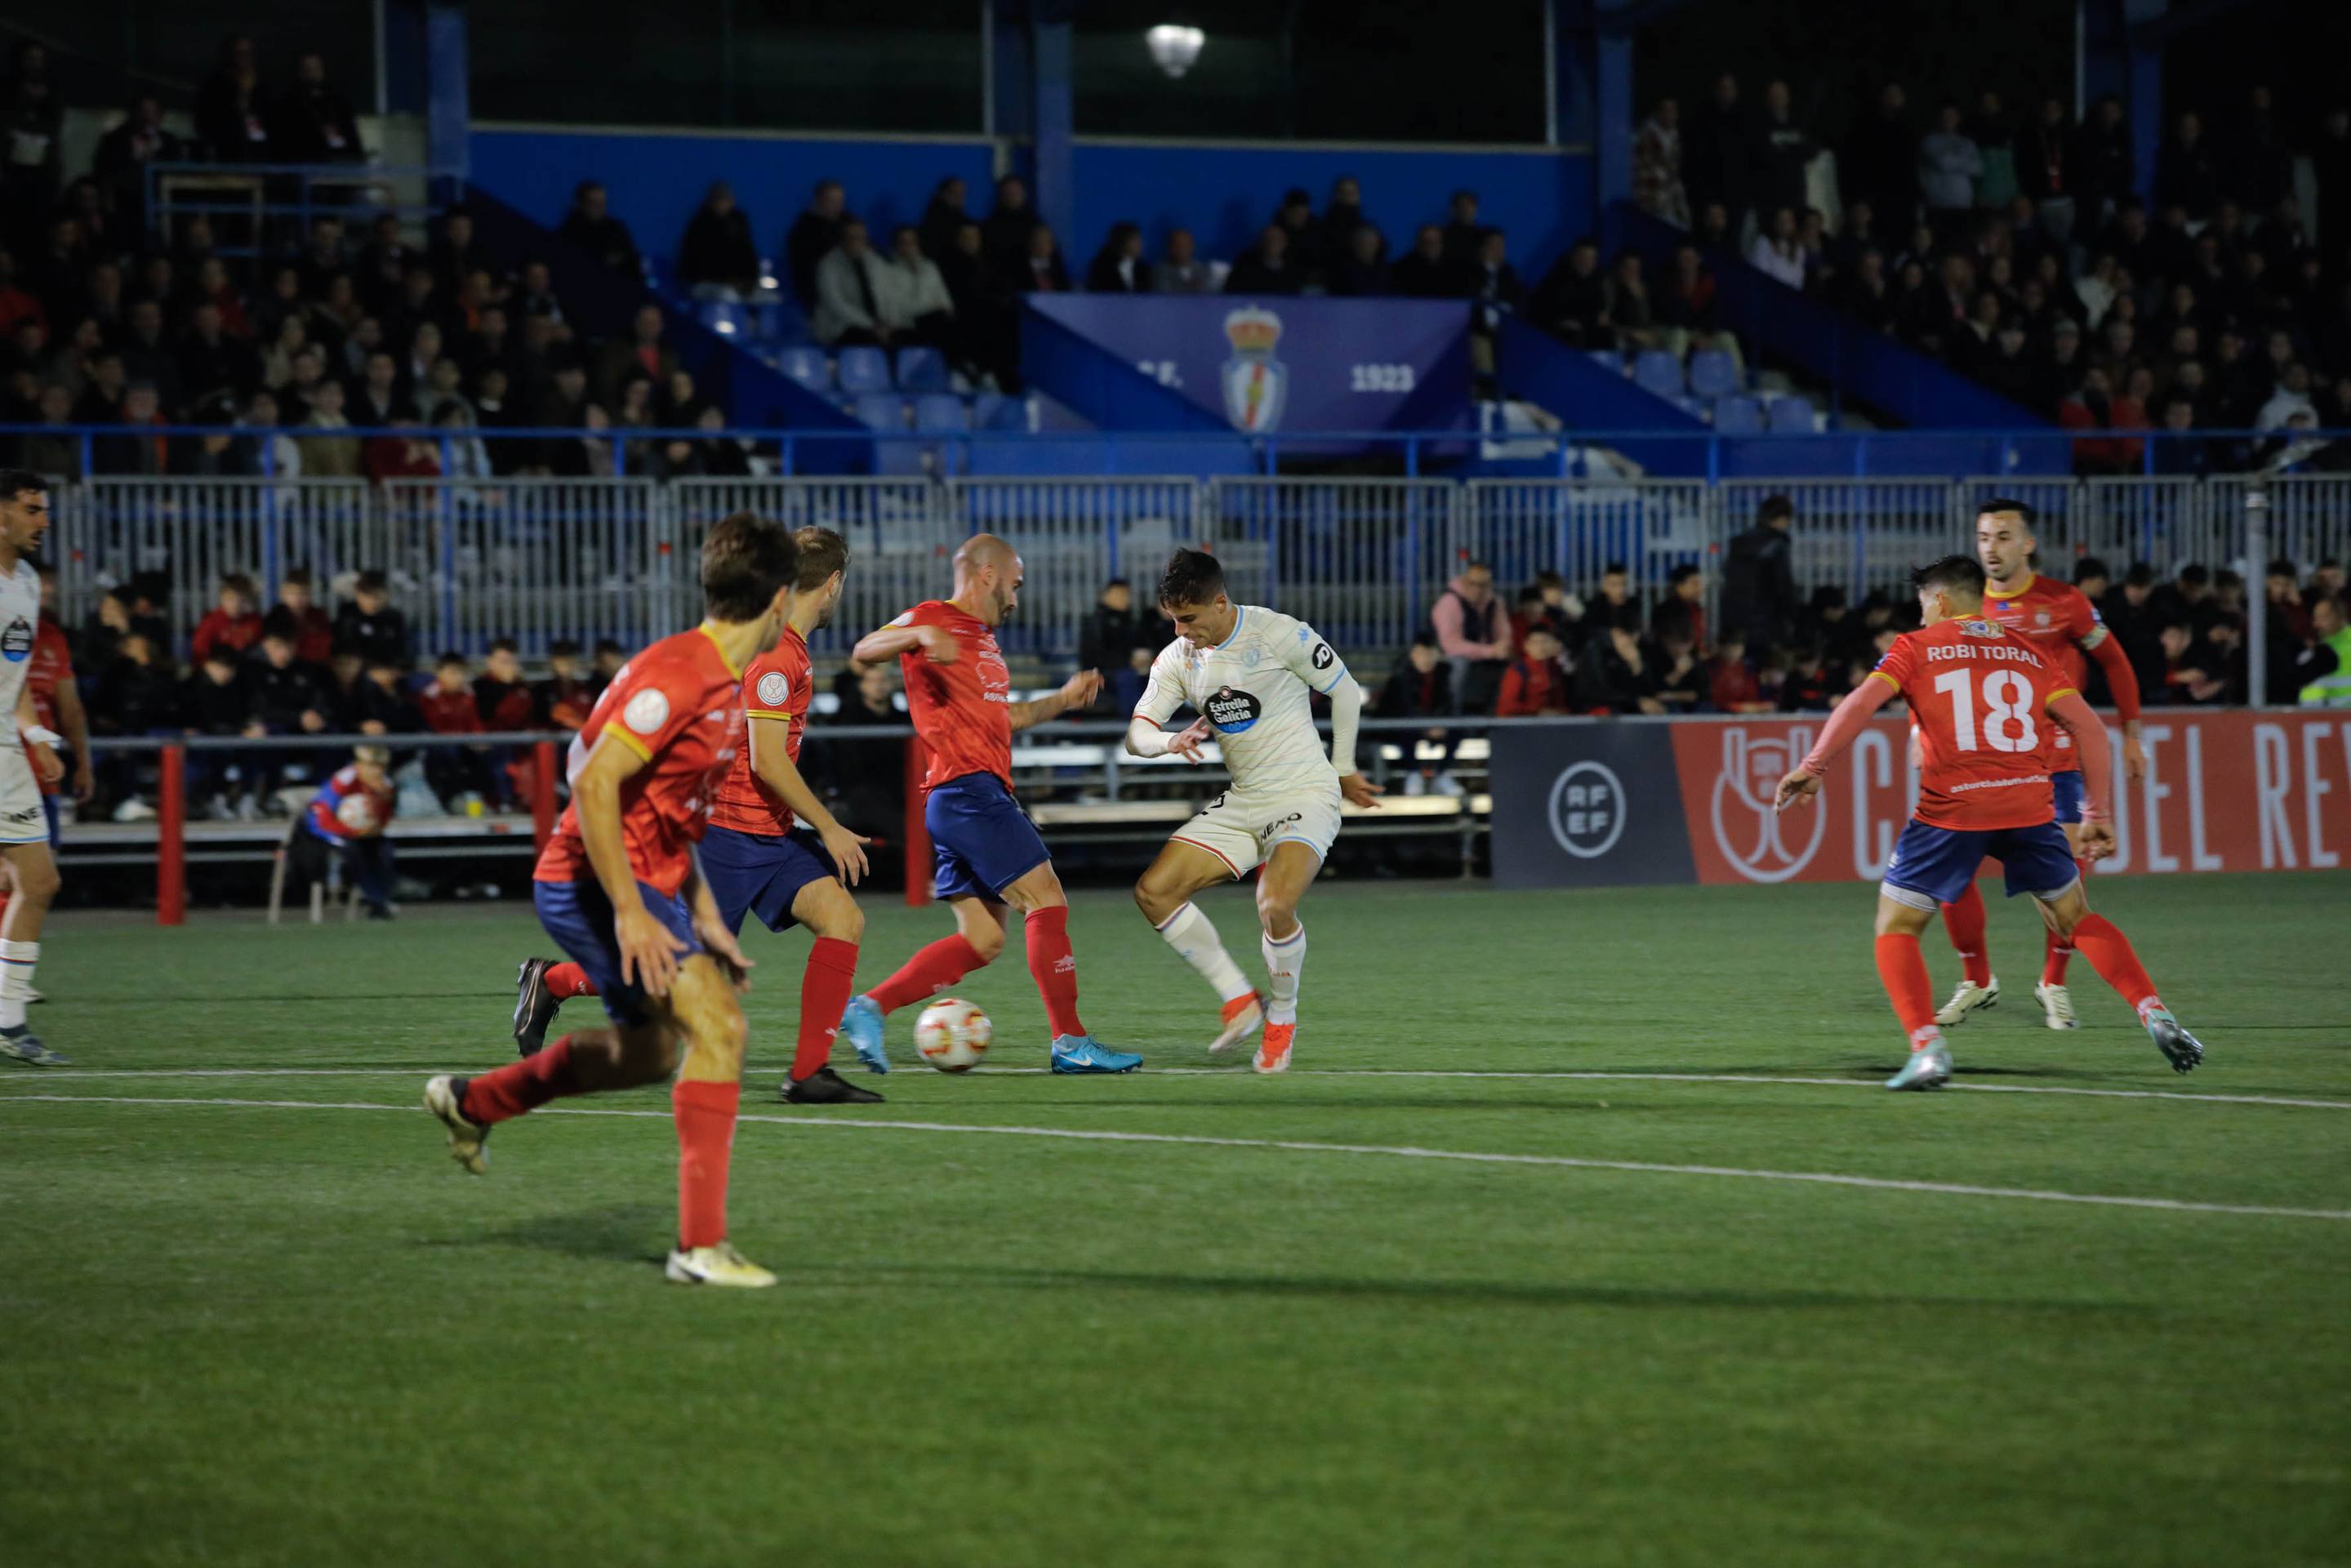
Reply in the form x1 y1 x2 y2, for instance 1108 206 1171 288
2 873 2347 1567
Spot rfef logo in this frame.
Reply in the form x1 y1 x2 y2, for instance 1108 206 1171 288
1547 760 1627 858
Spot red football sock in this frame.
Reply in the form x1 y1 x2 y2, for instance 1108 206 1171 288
545 961 596 1000
2041 860 2092 984
866 933 988 1015
1940 881 1992 987
1872 933 1943 1050
672 1078 739 1251
460 1035 581 1125
795 938 860 1080
2068 913 2160 1015
1024 905 1086 1039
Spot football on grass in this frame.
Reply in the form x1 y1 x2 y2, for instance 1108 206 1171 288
915 998 991 1073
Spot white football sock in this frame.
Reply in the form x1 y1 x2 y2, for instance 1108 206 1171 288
1155 902 1253 1004
1261 923 1305 1025
0 939 39 1030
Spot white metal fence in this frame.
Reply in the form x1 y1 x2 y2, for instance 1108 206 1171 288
49 473 2351 662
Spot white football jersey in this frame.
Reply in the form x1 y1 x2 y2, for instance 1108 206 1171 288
1135 605 1348 795
0 559 38 734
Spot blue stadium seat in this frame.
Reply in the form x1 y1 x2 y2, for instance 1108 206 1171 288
895 346 950 393
1687 349 1740 399
852 392 907 430
971 393 1028 432
912 394 968 432
697 301 749 338
777 345 830 394
836 346 892 394
1632 350 1684 399
1767 395 1817 434
1713 395 1765 434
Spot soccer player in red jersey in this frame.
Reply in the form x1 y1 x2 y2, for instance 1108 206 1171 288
1775 555 2204 1091
425 514 797 1287
512 528 885 1105
1934 499 2147 1032
835 533 1139 1073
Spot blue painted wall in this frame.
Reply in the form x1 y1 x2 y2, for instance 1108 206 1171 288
470 126 1596 281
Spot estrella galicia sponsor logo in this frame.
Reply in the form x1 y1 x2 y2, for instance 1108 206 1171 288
0 616 30 663
1708 728 1826 882
1547 760 1627 858
1219 306 1287 433
1203 687 1262 734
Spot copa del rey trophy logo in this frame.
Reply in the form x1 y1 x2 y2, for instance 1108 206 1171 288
1711 726 1827 882
1220 306 1287 432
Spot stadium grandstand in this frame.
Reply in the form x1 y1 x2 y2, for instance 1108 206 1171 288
3 2 2347 1563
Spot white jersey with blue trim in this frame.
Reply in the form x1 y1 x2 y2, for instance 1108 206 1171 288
1136 605 1347 796
0 559 39 733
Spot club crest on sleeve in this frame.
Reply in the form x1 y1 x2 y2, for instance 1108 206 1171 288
623 688 670 733
756 670 790 706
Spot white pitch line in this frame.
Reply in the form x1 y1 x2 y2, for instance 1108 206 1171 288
5 1065 2346 1113
2 1093 2346 1223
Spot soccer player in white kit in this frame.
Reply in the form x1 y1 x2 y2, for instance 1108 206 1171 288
0 471 67 1066
1126 549 1380 1073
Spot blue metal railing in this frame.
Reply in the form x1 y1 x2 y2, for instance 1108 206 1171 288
142 162 466 260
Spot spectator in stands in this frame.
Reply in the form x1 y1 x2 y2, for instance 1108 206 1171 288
1969 90 2017 213
1634 96 1690 226
1917 100 1982 244
513 257 563 323
270 570 334 666
197 35 272 162
474 636 537 815
1085 222 1151 293
249 623 330 742
347 347 408 425
1842 82 1917 231
1601 251 1655 353
1321 176 1369 266
179 301 258 409
2258 363 2318 430
345 654 416 737
272 51 363 163
1688 74 1749 230
1585 564 1642 635
334 570 410 670
676 182 760 301
981 175 1041 278
1746 207 1806 291
1460 229 1524 386
2152 395 2209 475
1977 319 2039 406
1329 225 1392 297
1273 188 1323 283
1393 225 1451 299
1224 225 1297 296
1015 223 1070 296
817 662 907 835
940 220 1014 386
535 640 595 728
1774 642 1836 710
193 575 264 663
20 382 79 478
1655 564 1708 650
1495 626 1572 716
1152 229 1213 294
2157 111 2220 222
594 302 678 408
1749 79 1813 227
298 378 360 476
1077 580 1154 693
1708 630 1770 713
91 630 174 762
1431 560 1513 714
1653 624 1706 710
430 209 483 294
559 180 639 277
1529 238 1607 348
878 225 957 355
919 176 968 260
1721 494 1798 649
2293 592 2351 707
1440 189 1483 264
93 91 184 247
2071 95 2131 235
786 179 848 314
181 645 260 816
1575 624 1664 715
1373 639 1457 797
91 381 166 476
416 651 490 804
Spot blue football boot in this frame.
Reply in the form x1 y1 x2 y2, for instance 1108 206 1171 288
840 995 888 1074
1049 1035 1142 1074
1885 1041 1952 1092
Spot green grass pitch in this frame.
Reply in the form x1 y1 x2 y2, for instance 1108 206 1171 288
3 872 2348 1567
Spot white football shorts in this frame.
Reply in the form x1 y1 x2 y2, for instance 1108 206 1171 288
1168 784 1343 878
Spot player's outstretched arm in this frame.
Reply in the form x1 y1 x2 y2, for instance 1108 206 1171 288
1127 715 1212 761
1325 671 1382 808
749 715 870 885
1010 669 1100 732
1774 675 1897 809
2048 688 2117 857
2080 630 2146 781
852 621 957 666
572 732 692 997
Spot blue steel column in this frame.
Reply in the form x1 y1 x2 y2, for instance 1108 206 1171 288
2082 0 2167 207
1030 10 1075 248
1555 0 1643 225
425 2 470 200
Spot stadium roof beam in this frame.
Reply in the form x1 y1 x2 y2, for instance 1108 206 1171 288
1552 0 1690 209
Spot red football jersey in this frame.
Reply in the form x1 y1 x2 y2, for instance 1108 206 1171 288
895 599 1013 793
1869 616 2078 831
1980 572 2113 763
24 619 70 798
707 626 812 835
533 626 747 897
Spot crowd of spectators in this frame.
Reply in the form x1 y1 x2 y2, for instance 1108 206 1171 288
1631 73 2351 470
0 37 752 481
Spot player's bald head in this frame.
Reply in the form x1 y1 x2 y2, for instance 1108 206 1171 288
955 533 1020 580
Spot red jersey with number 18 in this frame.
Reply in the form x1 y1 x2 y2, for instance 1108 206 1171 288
1868 616 2077 831
532 626 748 896
706 626 812 835
894 599 1013 793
